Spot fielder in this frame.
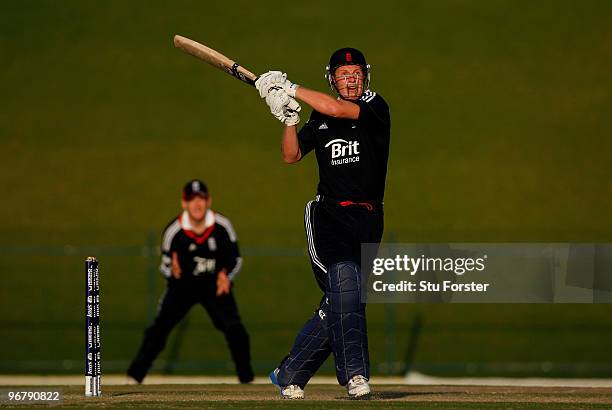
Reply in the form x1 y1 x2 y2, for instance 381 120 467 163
127 179 254 384
255 48 390 399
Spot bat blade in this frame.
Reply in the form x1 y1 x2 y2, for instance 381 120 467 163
173 35 258 87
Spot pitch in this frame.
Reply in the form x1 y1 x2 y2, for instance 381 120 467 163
28 384 612 408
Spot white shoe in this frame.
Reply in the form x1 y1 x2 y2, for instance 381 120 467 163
347 375 370 398
281 384 305 399
270 368 304 399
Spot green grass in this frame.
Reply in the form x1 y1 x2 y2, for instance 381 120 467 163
1 0 612 376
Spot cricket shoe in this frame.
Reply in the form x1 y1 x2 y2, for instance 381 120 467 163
347 375 371 399
125 376 140 385
269 368 305 399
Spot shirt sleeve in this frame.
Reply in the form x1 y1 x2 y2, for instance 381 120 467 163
159 219 181 279
356 91 390 129
215 215 242 281
297 110 322 158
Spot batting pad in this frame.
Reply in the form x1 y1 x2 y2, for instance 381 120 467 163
326 262 369 385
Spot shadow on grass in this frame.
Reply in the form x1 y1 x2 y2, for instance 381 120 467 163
111 392 148 397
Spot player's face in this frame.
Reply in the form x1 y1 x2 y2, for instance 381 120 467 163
183 195 209 223
333 65 365 100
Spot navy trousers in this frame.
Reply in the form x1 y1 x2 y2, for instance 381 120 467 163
277 196 383 387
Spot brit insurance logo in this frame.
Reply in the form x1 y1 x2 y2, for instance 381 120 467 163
325 138 360 166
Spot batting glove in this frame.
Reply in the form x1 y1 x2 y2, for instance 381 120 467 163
281 76 299 98
283 109 300 126
255 71 284 99
256 71 300 98
266 88 301 116
273 72 299 97
271 108 300 126
266 89 301 126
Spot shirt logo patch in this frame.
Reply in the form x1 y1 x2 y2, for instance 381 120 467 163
318 122 328 130
193 257 216 276
189 243 197 252
208 237 217 251
360 90 376 103
324 138 360 166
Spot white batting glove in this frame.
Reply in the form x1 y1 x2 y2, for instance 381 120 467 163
283 109 300 126
266 88 301 115
266 88 289 114
266 89 301 126
256 71 300 98
255 71 284 99
281 76 299 98
271 109 300 126
285 96 301 113
273 73 299 97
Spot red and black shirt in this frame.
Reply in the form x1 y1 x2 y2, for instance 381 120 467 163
160 210 242 282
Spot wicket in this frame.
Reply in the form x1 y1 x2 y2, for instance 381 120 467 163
85 257 101 396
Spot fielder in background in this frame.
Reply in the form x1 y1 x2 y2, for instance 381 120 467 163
127 179 254 384
255 48 390 399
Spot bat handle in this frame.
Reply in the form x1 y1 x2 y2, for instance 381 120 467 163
230 63 257 87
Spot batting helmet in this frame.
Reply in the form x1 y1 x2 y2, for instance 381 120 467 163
325 47 371 97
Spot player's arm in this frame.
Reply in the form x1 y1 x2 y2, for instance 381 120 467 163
214 218 241 296
294 86 359 120
161 248 181 279
160 250 173 278
216 215 243 281
281 125 301 163
160 222 182 279
255 71 359 120
256 72 332 163
254 74 303 163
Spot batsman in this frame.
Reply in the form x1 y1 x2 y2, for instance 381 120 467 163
255 48 390 399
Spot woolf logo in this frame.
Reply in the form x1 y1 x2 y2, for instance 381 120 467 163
325 139 360 166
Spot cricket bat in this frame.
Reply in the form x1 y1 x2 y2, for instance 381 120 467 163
173 35 258 87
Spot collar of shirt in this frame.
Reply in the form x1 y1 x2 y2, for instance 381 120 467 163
180 210 216 231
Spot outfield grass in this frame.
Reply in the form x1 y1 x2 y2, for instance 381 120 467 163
1 0 612 376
